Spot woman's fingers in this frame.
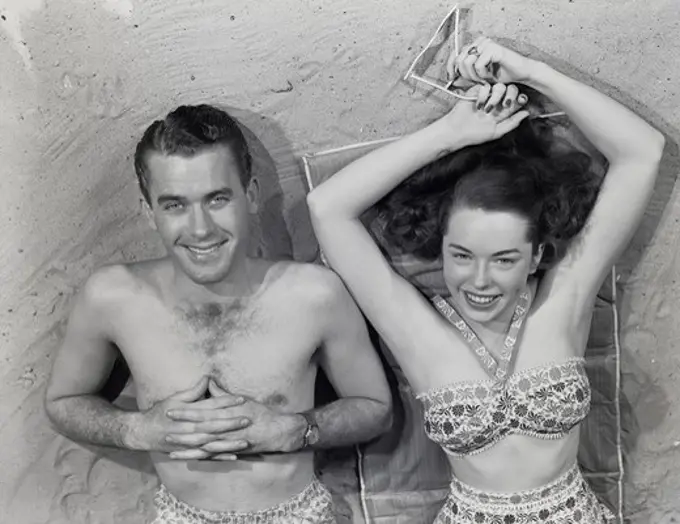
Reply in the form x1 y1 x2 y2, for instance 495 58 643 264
461 54 485 84
484 83 508 112
501 84 519 108
496 110 531 135
475 83 492 110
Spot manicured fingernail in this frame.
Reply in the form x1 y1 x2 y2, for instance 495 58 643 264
166 410 176 417
165 436 174 443
485 105 492 113
504 99 511 107
519 95 528 104
241 418 250 426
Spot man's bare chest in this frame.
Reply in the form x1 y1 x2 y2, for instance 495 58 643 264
112 296 320 408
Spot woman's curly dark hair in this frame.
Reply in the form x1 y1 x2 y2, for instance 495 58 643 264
373 109 604 266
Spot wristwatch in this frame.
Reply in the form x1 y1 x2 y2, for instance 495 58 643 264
299 411 320 450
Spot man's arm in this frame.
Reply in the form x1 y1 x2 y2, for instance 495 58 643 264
299 269 393 449
44 268 142 449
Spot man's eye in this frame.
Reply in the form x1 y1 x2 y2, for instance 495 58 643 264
211 195 231 205
162 202 183 211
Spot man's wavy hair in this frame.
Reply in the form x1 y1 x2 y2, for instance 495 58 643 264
134 105 252 204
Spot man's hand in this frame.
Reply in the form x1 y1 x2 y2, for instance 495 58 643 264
166 380 307 460
128 376 251 459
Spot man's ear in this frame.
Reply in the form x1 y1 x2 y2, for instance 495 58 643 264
245 177 260 214
141 198 157 231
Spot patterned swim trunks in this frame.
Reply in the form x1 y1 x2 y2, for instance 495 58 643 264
434 463 618 524
152 476 336 524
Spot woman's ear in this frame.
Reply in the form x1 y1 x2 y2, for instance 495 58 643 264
530 243 545 274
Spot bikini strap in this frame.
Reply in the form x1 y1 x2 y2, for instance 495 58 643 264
432 289 531 382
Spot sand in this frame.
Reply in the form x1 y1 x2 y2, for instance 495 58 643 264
0 0 678 522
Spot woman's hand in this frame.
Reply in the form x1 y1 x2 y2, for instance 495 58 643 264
436 83 530 147
448 37 540 85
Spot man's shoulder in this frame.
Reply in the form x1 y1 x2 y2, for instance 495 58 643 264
269 260 348 308
79 258 167 307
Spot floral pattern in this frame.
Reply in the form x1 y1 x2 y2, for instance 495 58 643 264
434 465 617 524
152 477 336 524
421 288 592 457
418 358 591 456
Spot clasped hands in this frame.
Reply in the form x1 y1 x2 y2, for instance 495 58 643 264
436 36 542 145
140 376 305 461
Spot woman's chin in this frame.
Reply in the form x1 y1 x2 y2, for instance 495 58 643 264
454 292 510 325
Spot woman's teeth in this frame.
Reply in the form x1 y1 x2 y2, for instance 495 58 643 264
465 292 499 305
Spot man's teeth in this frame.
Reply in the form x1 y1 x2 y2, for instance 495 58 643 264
465 292 498 304
187 244 221 255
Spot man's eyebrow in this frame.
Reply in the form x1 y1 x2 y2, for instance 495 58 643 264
204 188 233 200
156 194 186 205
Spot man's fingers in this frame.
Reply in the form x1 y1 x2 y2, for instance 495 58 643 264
178 417 250 434
212 453 239 461
171 376 210 402
168 394 245 415
166 432 217 447
168 448 212 460
196 418 250 433
209 378 238 398
201 439 250 454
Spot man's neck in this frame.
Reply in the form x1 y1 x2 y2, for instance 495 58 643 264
172 257 270 303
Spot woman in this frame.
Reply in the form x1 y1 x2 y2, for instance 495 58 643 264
307 37 664 523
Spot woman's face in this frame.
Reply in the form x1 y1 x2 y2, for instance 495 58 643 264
441 205 542 327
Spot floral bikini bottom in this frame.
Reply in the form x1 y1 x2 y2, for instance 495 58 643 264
434 463 618 524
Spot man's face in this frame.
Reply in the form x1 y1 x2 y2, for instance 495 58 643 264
145 146 257 285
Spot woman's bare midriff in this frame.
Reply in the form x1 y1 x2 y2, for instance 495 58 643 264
448 429 581 492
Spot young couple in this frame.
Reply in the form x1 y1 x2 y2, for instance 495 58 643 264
46 37 663 523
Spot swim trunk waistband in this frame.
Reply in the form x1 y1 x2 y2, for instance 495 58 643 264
152 476 336 524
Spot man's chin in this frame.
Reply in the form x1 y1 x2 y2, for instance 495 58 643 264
174 259 233 286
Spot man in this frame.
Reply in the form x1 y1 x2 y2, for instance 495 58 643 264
44 105 393 523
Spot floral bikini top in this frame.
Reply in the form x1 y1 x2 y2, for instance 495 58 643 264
416 289 591 457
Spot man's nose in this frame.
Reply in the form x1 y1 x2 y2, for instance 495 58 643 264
189 205 215 238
